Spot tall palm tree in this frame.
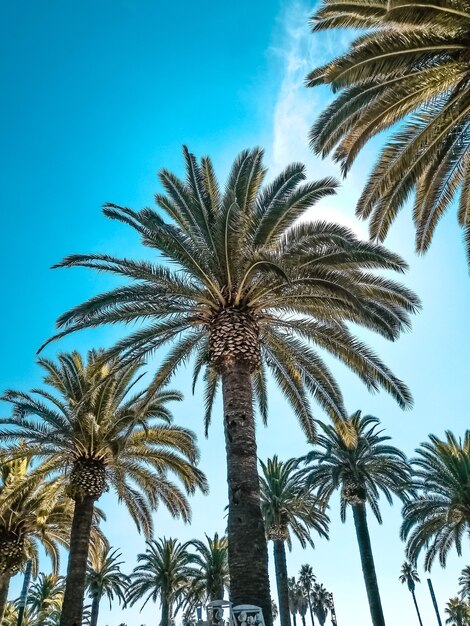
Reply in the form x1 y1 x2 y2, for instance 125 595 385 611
0 351 207 626
459 567 470 603
40 147 419 625
302 412 412 626
311 584 329 626
27 574 65 625
308 0 470 262
127 538 193 626
445 598 470 626
399 562 423 626
86 546 128 626
288 578 299 626
402 430 470 570
260 457 329 626
0 457 77 622
183 533 229 611
298 565 316 626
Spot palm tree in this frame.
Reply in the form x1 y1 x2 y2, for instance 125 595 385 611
127 538 193 626
288 578 299 626
183 533 229 611
302 412 411 626
402 430 470 570
86 546 128 626
298 565 316 626
260 457 328 626
399 562 423 626
0 457 77 622
445 598 470 626
311 584 329 626
308 0 470 262
459 567 470 603
0 351 208 626
27 574 64 625
40 147 419 625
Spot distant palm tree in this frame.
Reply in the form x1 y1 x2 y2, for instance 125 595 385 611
298 565 316 626
183 533 229 610
86 546 128 626
308 0 470 263
459 567 470 603
288 578 299 626
399 562 423 626
43 147 419 625
445 598 470 626
127 538 193 626
402 431 470 570
260 457 328 626
302 412 411 626
1 351 207 626
311 584 329 626
27 573 64 625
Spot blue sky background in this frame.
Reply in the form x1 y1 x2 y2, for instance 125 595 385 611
1 1 469 625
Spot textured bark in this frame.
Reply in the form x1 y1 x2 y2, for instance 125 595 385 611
17 559 32 626
222 365 273 626
352 503 385 626
411 590 424 626
161 596 170 626
0 572 11 624
307 595 315 626
90 594 100 626
273 541 291 626
60 496 95 626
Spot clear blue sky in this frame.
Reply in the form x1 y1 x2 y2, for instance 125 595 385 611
1 2 469 626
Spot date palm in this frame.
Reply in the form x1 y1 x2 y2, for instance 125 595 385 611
298 565 316 626
86 546 129 626
399 561 423 626
402 430 470 570
302 412 411 626
127 538 193 626
40 147 419 625
446 598 470 626
0 351 207 626
28 574 65 625
459 567 470 603
260 456 328 626
308 0 470 262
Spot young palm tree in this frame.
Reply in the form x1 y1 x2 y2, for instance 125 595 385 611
27 574 65 625
445 598 470 626
459 567 470 603
311 584 329 626
308 0 470 262
399 562 423 626
302 412 412 626
40 147 419 625
260 457 329 626
127 538 193 626
183 532 229 610
298 565 316 626
0 351 207 626
402 430 470 570
86 546 129 626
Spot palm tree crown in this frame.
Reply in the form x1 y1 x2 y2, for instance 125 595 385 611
308 0 470 261
445 597 470 626
87 545 129 619
399 561 420 594
459 567 470 603
402 430 470 570
184 532 229 608
27 573 64 622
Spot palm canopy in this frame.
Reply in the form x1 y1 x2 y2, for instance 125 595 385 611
402 430 470 570
399 561 420 593
445 598 470 626
27 573 64 617
42 147 419 437
87 546 129 609
183 532 229 608
459 566 470 603
298 564 316 592
308 0 470 261
260 456 329 548
302 412 412 522
0 350 208 536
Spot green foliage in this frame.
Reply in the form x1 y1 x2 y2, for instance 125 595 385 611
182 533 229 609
308 0 470 262
402 430 470 569
445 597 470 626
87 545 129 609
459 567 470 603
399 561 420 594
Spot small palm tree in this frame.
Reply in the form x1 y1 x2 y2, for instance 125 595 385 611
260 457 328 626
288 578 299 626
311 584 329 626
127 538 193 626
445 598 470 626
298 565 316 626
399 562 423 626
0 351 208 626
302 412 411 626
459 567 470 603
41 147 419 625
27 573 64 625
308 0 470 262
402 431 470 570
86 546 129 626
183 533 229 611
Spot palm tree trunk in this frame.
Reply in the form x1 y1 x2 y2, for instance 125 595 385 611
351 503 385 626
273 540 291 626
307 595 315 626
222 365 272 626
292 613 297 626
301 615 307 626
60 495 95 626
411 590 423 626
90 594 100 626
161 595 170 626
0 572 11 623
17 559 33 626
